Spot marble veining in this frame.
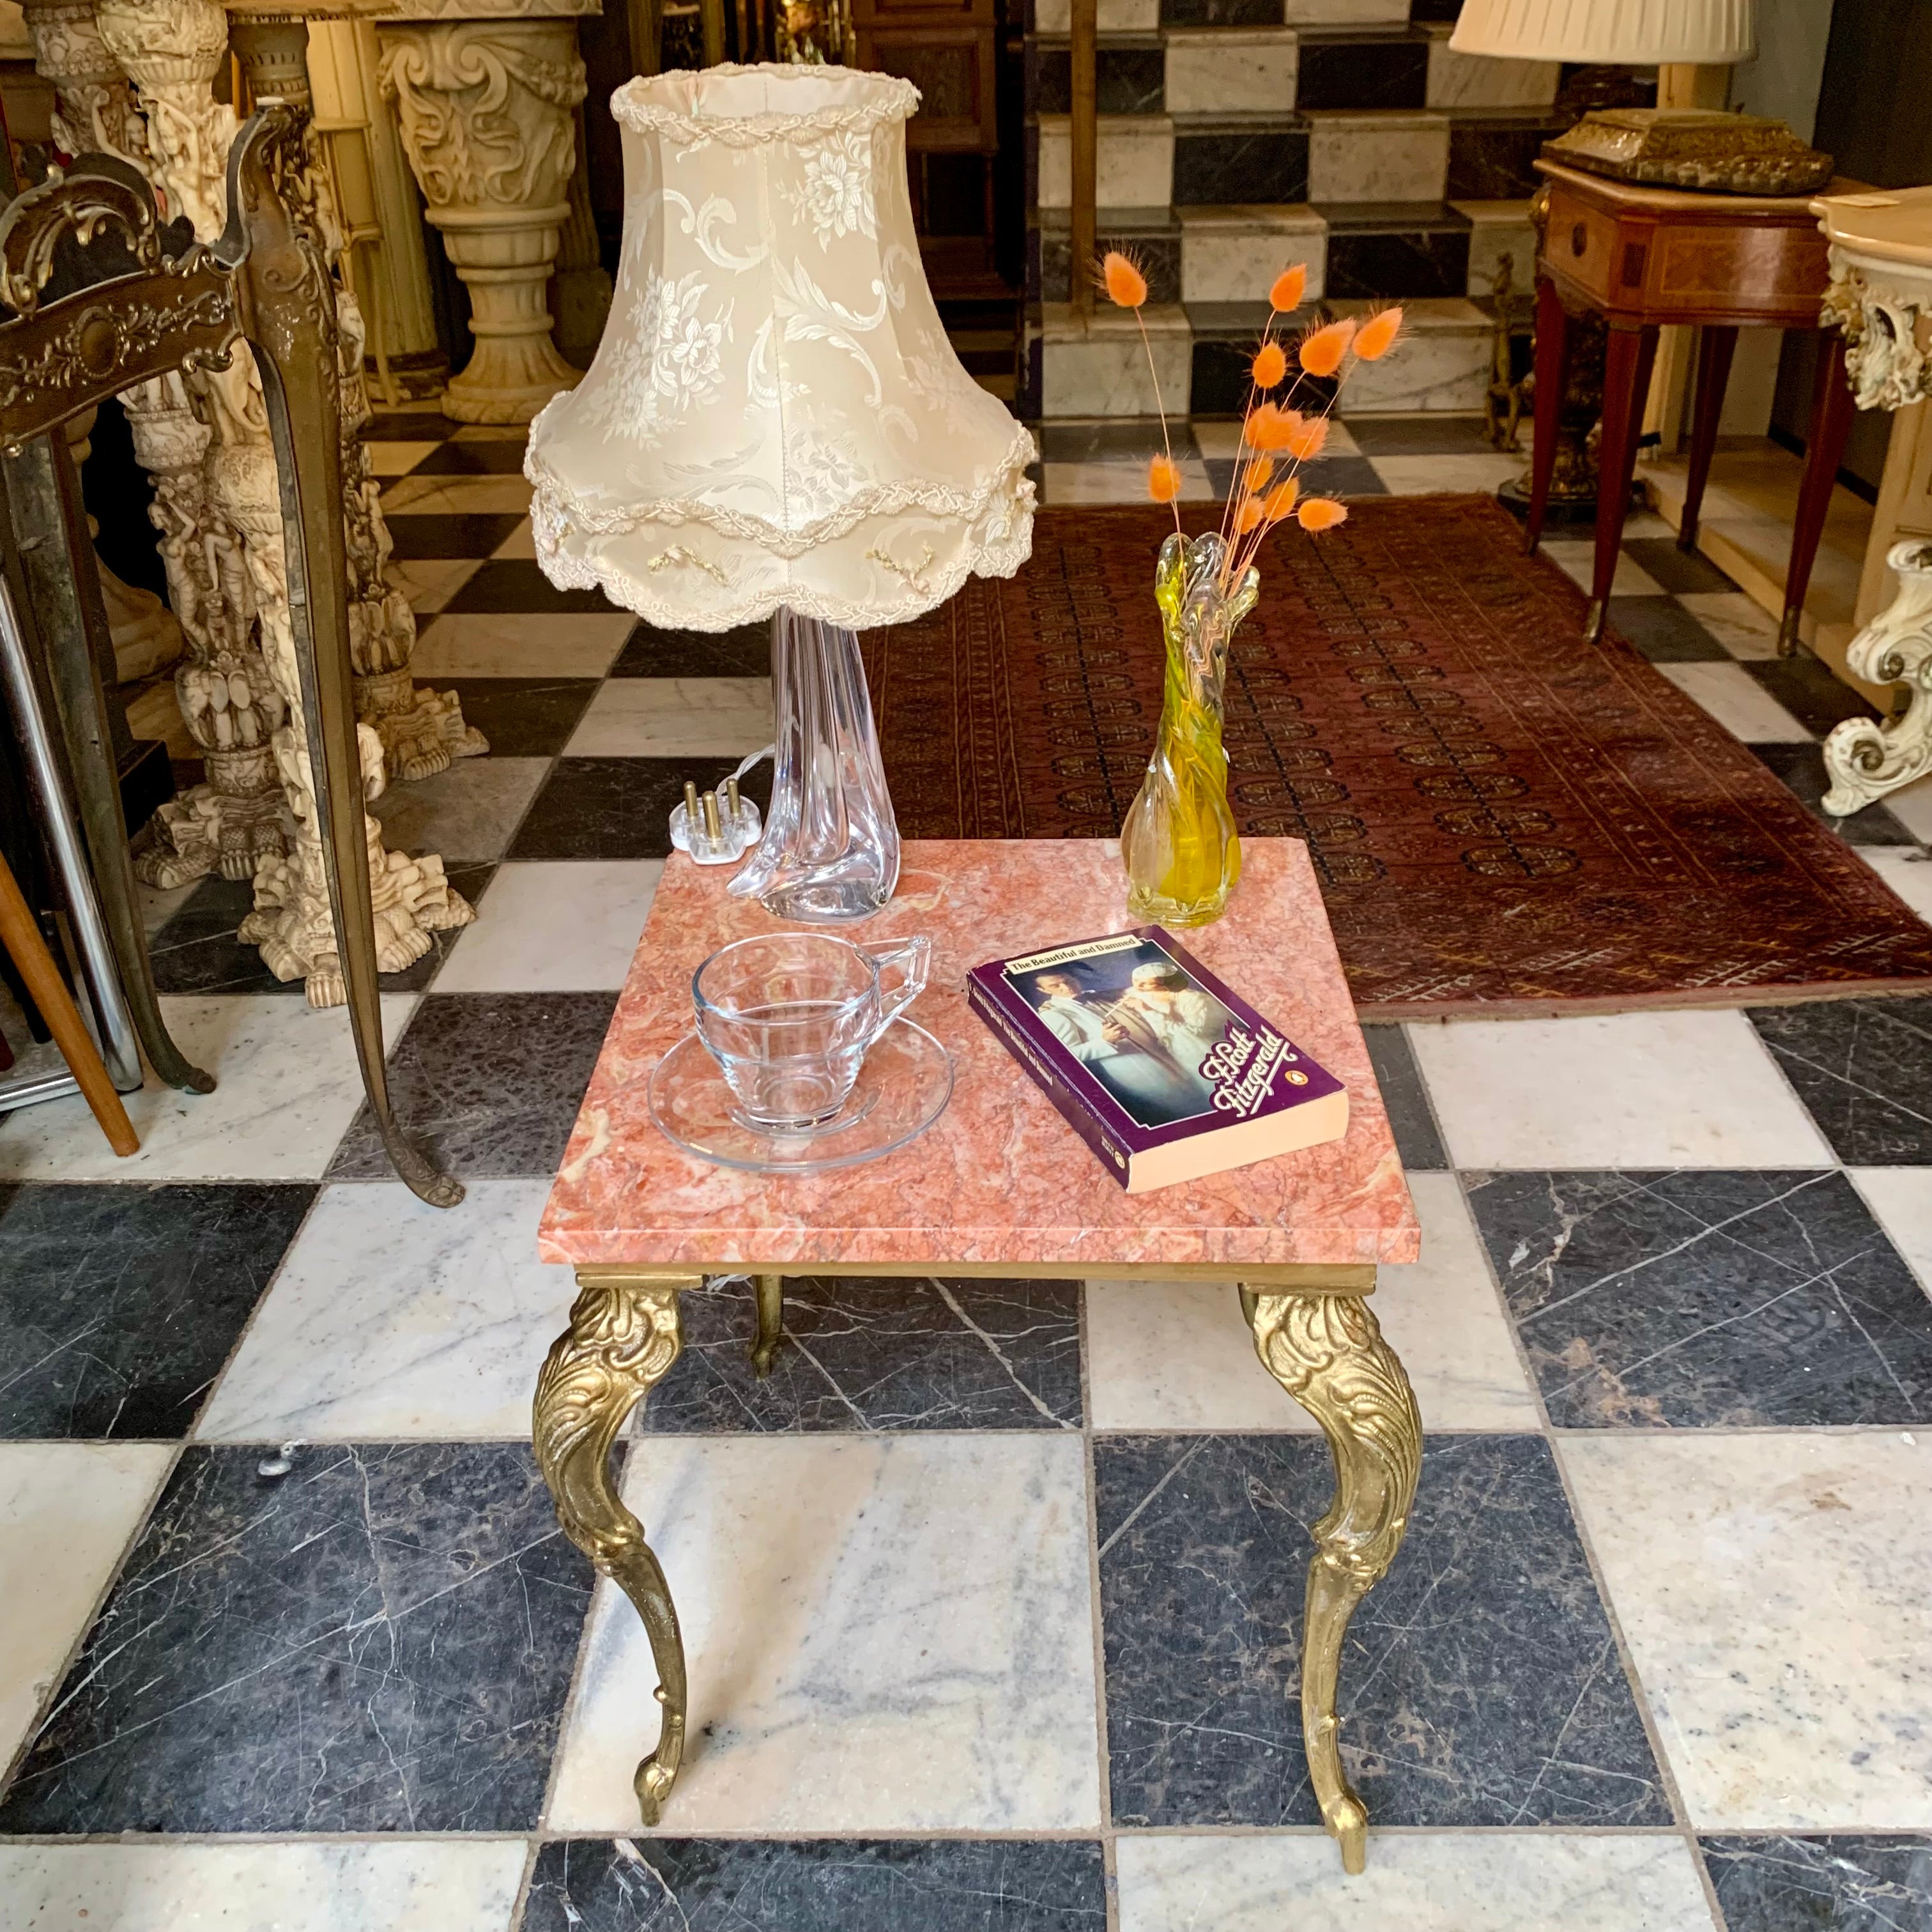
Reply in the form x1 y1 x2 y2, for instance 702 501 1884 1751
0 1443 592 1834
1467 1169 1932 1427
1701 1833 1932 1931
641 1275 1082 1432
539 841 1418 1270
1750 999 1932 1164
0 1182 316 1438
546 1434 1101 1831
1096 1432 1669 1827
523 1838 1108 1931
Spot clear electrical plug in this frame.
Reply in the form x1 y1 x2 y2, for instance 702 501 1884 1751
670 747 766 864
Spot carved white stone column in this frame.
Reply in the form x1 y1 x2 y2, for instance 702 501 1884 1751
96 0 472 1001
375 2 591 424
1814 211 1932 820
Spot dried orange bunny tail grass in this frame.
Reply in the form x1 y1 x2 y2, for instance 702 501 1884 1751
1285 415 1329 462
1297 497 1348 532
1262 479 1300 523
1100 249 1149 309
1147 454 1183 505
1298 317 1355 378
1246 402 1300 452
1354 305 1404 360
1251 339 1287 389
1244 456 1275 493
1269 264 1307 313
1236 494 1266 535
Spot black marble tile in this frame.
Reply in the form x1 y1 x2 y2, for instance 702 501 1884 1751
1160 0 1276 23
326 989 618 1179
0 1182 315 1439
1750 743 1918 846
408 438 530 475
524 1839 1108 1932
1409 0 1462 18
1032 44 1165 114
1749 999 1932 1165
1174 128 1309 207
1097 1432 1668 1827
443 557 627 615
1296 34 1428 111
1340 413 1497 455
641 1275 1082 1433
1324 226 1471 299
1034 227 1181 307
1703 1834 1932 1931
148 866 493 997
1606 595 1731 663
510 756 774 860
1446 120 1568 201
1742 656 1883 739
0 1443 589 1833
1467 1169 1932 1427
382 512 528 561
1361 1023 1446 1169
611 620 772 678
1619 536 1736 595
362 411 453 442
436 678 599 758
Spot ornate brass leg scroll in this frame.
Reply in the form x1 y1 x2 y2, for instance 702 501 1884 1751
534 1268 698 1823
750 1273 784 1379
1242 1287 1422 1876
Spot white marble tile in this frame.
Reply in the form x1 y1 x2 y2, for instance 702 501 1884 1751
0 1841 526 1932
1368 452 1525 496
1425 36 1559 110
1085 1172 1538 1431
1326 299 1488 413
491 519 537 560
1657 660 1813 742
1562 1431 1932 1830
387 557 482 614
0 1443 171 1767
1035 0 1155 29
1851 1167 1932 1292
1452 198 1539 298
450 424 529 443
1041 457 1216 505
1116 1832 1717 1931
1857 848 1932 924
1541 539 1667 598
1037 115 1174 210
1884 772 1932 843
1407 1010 1836 1169
412 611 633 677
1283 0 1406 15
0 995 417 1182
363 439 442 478
381 473 533 516
137 874 199 937
1306 111 1450 204
1039 305 1193 417
1165 29 1297 114
197 1179 574 1441
434 861 661 993
369 755 552 864
1179 204 1326 304
548 1434 1100 1831
1676 589 1783 658
565 677 774 757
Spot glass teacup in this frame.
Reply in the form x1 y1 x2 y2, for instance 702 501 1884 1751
692 931 931 1132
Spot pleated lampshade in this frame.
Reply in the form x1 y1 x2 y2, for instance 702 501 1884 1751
1448 0 1754 63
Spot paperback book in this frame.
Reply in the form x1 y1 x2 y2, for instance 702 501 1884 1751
965 925 1347 1193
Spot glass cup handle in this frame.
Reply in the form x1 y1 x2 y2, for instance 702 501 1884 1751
861 934 930 1040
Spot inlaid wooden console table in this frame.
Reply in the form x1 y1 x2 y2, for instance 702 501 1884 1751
534 838 1422 1874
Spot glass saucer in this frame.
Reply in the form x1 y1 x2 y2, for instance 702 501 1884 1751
648 1018 954 1175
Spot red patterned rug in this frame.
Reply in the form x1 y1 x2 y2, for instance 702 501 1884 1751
866 496 1932 1016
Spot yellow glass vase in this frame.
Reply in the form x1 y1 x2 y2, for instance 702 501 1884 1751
1121 528 1259 926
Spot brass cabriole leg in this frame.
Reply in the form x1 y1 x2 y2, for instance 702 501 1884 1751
534 1269 697 1823
1243 1287 1422 1877
750 1273 784 1378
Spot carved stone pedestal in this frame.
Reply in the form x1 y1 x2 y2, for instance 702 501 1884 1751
376 3 592 424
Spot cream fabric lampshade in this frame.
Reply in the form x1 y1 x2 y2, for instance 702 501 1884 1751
526 65 1036 632
1448 0 1754 63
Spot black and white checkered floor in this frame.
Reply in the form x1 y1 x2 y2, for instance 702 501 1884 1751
3 402 1931 1931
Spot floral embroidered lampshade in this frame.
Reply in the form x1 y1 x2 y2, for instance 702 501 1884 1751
525 64 1036 634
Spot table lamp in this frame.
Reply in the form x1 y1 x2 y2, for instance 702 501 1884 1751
1450 0 1830 197
527 64 1036 921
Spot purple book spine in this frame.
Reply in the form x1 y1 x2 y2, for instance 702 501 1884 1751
965 974 1136 1189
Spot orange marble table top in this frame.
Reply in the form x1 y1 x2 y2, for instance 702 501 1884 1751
539 839 1419 1271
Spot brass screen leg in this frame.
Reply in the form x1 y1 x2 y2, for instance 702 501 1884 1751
534 1270 696 1823
1243 1288 1422 1876
750 1272 783 1378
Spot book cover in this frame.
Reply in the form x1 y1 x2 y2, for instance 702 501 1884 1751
966 926 1348 1193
